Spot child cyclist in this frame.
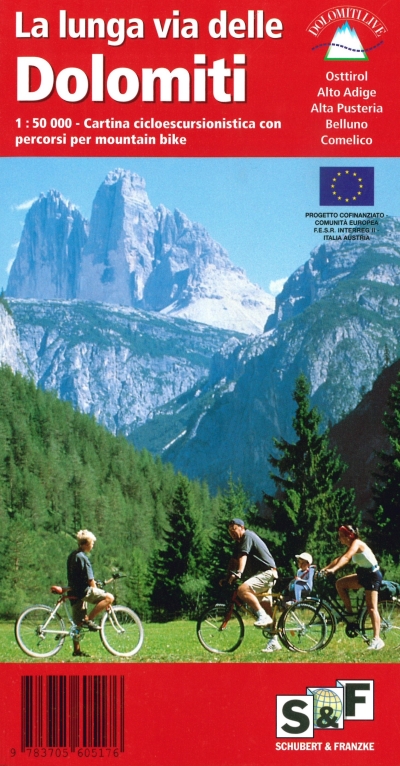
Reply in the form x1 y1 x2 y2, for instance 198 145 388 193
67 529 114 657
262 551 314 653
287 552 315 603
322 524 384 650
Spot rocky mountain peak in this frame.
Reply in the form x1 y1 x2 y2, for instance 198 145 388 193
101 169 155 218
7 191 88 301
266 217 400 330
6 169 274 333
78 169 157 305
37 188 66 210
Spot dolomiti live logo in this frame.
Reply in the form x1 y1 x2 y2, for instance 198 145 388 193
306 6 387 60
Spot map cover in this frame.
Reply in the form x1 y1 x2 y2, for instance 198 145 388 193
0 1 399 764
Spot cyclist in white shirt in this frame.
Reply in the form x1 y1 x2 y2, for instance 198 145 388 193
323 524 384 651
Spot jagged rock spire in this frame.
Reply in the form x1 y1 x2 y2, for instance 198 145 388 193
7 170 273 334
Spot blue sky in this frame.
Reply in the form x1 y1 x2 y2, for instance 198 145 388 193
1 157 399 294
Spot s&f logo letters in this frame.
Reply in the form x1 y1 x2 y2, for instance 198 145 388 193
276 679 374 737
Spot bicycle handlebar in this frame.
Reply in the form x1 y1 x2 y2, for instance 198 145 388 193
102 573 127 585
316 570 337 579
51 573 127 593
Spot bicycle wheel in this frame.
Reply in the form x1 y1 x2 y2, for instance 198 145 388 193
278 603 327 653
302 598 337 649
197 605 245 653
100 605 144 657
361 599 400 648
15 605 66 658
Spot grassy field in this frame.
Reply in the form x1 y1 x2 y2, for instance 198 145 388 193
3 615 400 664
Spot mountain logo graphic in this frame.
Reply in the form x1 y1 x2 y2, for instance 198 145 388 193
306 9 387 58
325 21 368 60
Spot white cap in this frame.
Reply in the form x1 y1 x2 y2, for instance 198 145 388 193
295 552 312 564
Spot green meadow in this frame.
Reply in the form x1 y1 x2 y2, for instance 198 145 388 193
3 618 398 664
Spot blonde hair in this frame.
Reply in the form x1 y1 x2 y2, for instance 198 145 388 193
76 529 97 546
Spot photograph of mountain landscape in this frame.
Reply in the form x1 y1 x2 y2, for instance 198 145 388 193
1 156 400 664
1 157 399 501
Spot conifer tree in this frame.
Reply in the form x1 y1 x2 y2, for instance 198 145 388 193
371 372 400 560
0 366 214 617
265 374 355 570
151 474 206 616
129 548 153 620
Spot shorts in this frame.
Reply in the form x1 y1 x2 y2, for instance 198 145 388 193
71 586 110 624
85 586 110 604
244 569 277 604
356 567 382 592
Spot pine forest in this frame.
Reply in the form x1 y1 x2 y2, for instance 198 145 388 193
1 363 400 622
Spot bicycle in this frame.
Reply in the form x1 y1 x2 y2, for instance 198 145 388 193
279 571 400 652
15 574 144 659
196 577 327 654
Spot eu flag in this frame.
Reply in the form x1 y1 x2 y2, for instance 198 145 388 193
320 167 374 206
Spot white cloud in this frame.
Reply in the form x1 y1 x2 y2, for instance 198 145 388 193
269 277 287 297
12 197 37 211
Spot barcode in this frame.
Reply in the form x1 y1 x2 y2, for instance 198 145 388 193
21 676 125 752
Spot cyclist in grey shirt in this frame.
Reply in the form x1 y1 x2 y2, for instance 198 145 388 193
223 519 278 628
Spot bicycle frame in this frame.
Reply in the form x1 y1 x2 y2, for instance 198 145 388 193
106 606 128 635
211 588 242 631
50 574 125 629
40 596 76 638
51 593 125 639
215 585 285 632
35 575 128 642
228 585 284 613
304 576 369 640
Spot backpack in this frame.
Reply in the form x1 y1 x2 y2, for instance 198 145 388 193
379 580 400 601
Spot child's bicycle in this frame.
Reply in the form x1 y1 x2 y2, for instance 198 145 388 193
279 571 400 652
15 573 144 659
196 576 327 654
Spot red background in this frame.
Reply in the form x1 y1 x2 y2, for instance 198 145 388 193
1 1 400 764
0 0 398 156
0 663 399 765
